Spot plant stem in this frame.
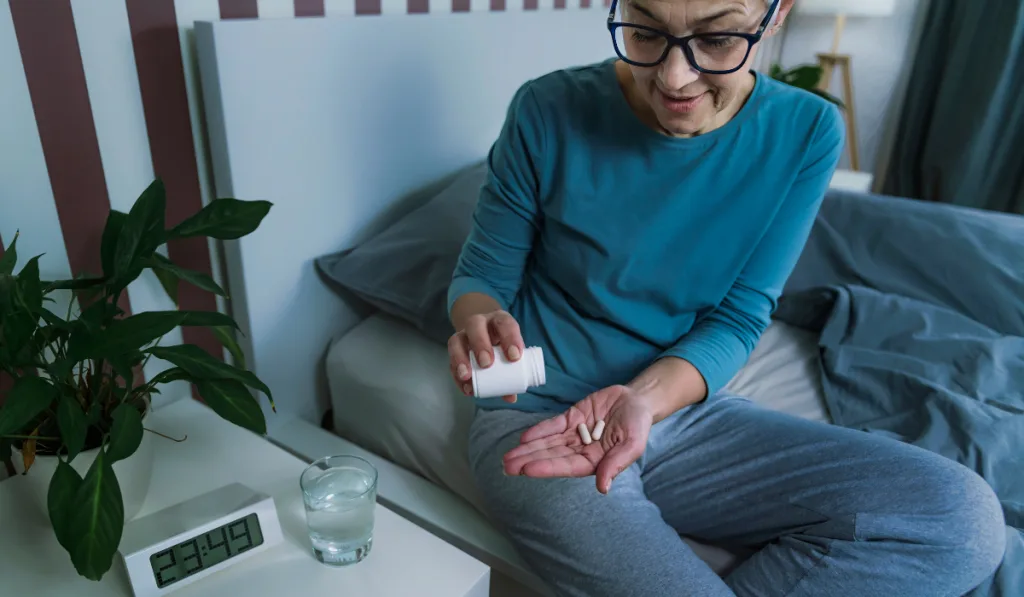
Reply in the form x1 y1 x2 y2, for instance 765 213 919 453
143 428 187 442
125 337 165 403
64 291 76 321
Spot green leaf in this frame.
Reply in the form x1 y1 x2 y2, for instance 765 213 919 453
144 253 227 299
2 310 38 366
212 326 246 369
48 458 84 551
150 261 179 307
112 179 166 289
195 379 266 435
108 356 137 400
179 310 240 330
147 367 191 386
0 231 18 275
57 396 88 461
67 448 124 580
0 377 58 437
29 325 70 362
146 344 273 408
769 62 783 79
0 273 13 313
80 311 187 359
1 257 44 365
15 255 43 313
39 308 70 328
78 298 122 332
106 403 143 464
100 210 127 279
168 198 272 240
85 401 102 426
781 65 823 91
128 350 146 367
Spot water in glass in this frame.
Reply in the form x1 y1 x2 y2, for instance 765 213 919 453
302 460 377 566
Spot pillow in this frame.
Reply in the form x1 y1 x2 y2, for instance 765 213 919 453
315 160 487 344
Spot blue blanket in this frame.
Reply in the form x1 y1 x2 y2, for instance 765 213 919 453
776 189 1024 597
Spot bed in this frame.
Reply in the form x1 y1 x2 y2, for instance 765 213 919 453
194 10 1023 597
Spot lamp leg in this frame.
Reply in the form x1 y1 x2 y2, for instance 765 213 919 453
840 57 860 171
830 13 847 54
817 55 836 92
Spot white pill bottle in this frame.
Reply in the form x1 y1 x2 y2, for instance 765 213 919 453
469 346 546 399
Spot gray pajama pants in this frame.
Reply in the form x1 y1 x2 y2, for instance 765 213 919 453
468 395 1006 597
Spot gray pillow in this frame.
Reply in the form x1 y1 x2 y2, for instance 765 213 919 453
315 160 487 344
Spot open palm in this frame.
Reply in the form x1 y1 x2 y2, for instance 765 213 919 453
502 385 655 494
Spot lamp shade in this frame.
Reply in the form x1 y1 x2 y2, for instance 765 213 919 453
795 0 896 16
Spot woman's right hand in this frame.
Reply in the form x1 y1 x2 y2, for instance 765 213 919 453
448 310 525 403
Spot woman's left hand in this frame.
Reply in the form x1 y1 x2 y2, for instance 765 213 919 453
502 385 655 494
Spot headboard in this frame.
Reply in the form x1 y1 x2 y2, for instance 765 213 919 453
195 10 613 431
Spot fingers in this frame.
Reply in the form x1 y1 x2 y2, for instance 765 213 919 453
451 310 525 402
595 438 643 494
489 312 525 362
447 332 473 396
503 434 569 462
504 445 578 475
520 413 570 444
463 314 494 368
522 453 596 478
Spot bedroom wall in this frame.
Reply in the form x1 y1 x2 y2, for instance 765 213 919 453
0 0 612 416
776 0 926 176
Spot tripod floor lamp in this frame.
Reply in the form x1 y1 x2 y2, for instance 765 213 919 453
794 0 896 172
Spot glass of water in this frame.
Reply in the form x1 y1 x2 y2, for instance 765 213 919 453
300 454 379 566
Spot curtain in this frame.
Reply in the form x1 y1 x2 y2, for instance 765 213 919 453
882 0 1024 215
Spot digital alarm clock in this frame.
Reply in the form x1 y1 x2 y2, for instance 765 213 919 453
118 482 284 596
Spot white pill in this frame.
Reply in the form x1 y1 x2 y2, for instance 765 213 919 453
592 419 605 441
577 423 593 445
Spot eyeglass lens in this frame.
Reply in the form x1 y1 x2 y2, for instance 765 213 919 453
612 26 751 71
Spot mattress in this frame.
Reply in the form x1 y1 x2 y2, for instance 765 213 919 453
327 313 830 571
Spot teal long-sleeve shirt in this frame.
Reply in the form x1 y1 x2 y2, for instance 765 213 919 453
448 59 844 413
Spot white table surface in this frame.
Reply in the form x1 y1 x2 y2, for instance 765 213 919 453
0 397 489 597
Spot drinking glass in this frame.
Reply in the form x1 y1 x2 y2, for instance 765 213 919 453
300 455 379 566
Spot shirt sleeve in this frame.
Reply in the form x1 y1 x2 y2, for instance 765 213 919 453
447 82 546 313
660 104 845 396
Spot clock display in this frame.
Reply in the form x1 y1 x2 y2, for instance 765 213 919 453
148 512 265 588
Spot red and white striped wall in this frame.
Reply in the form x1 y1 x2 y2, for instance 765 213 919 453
0 0 608 405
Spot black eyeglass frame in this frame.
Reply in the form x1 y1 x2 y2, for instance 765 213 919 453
606 0 781 74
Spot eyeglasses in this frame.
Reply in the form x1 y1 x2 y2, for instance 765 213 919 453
607 0 781 74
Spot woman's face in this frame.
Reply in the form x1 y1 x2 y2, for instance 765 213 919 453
618 0 791 137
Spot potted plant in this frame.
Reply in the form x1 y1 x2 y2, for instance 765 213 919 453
0 179 275 582
769 63 846 109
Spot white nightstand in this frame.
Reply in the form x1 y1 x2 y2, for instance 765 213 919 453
0 398 490 597
829 169 875 193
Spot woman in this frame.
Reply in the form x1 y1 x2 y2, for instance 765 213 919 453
446 0 1005 595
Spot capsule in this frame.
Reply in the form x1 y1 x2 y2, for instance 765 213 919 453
577 423 592 445
592 419 605 441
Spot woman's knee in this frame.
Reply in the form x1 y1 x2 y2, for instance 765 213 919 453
934 462 1005 587
891 455 1006 590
